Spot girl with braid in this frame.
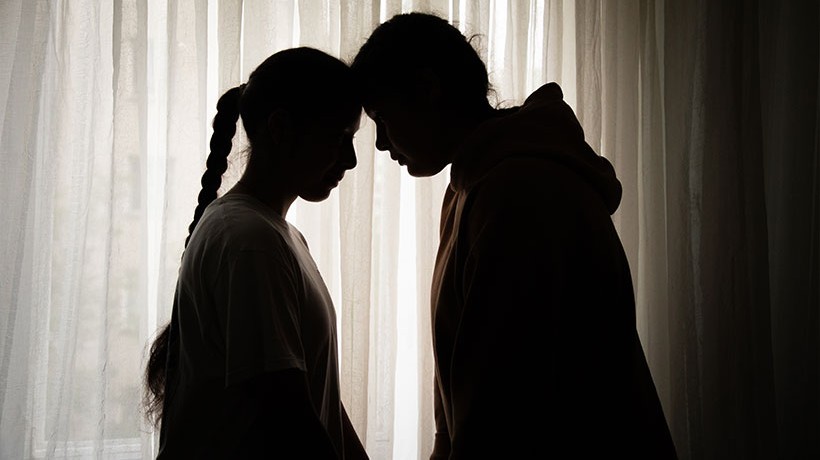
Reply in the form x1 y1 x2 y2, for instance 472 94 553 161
142 47 368 459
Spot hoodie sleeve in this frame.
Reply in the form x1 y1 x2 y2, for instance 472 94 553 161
446 157 590 457
430 377 451 460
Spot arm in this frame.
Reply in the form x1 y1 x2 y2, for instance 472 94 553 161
224 369 339 458
219 247 339 457
341 404 369 460
447 161 574 457
430 377 451 460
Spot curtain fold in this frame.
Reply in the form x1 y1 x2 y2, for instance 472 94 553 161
1 1 817 459
679 1 777 456
759 1 820 457
1 2 52 458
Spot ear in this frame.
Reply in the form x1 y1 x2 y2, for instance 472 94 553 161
413 68 441 108
266 109 293 148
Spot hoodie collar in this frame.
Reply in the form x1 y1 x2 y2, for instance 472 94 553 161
449 82 623 215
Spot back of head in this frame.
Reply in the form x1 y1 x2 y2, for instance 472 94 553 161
241 47 361 144
351 12 491 113
188 46 360 247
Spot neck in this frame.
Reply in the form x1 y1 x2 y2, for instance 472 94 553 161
443 105 495 162
231 163 295 218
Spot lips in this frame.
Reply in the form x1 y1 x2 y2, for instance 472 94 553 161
390 152 405 165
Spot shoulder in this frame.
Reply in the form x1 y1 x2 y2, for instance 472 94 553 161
461 157 612 243
192 194 293 256
469 157 595 215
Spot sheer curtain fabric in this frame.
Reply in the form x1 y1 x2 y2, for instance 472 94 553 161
1 1 817 459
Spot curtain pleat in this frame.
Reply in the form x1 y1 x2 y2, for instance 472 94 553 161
0 2 53 458
759 1 820 457
636 0 673 437
157 0 209 349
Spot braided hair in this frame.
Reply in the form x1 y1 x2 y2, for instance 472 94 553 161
142 85 243 427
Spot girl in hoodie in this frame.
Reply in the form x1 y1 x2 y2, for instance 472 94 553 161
143 47 368 459
352 12 677 460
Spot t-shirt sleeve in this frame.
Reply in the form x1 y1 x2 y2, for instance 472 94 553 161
218 247 306 388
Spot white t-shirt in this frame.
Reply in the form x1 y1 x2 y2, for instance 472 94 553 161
158 191 343 457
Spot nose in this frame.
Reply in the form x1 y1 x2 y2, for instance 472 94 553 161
374 120 391 152
340 137 357 170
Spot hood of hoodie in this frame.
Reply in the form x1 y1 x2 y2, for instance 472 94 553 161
449 82 623 215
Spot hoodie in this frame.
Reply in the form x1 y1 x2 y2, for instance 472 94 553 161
429 83 677 460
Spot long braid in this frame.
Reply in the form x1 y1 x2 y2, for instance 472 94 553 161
185 84 244 247
143 84 244 427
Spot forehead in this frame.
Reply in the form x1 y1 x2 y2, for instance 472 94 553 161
363 90 404 117
313 105 362 128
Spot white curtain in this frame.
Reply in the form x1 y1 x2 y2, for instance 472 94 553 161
1 1 817 459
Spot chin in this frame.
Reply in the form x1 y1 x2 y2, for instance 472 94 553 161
301 189 333 202
407 163 445 178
